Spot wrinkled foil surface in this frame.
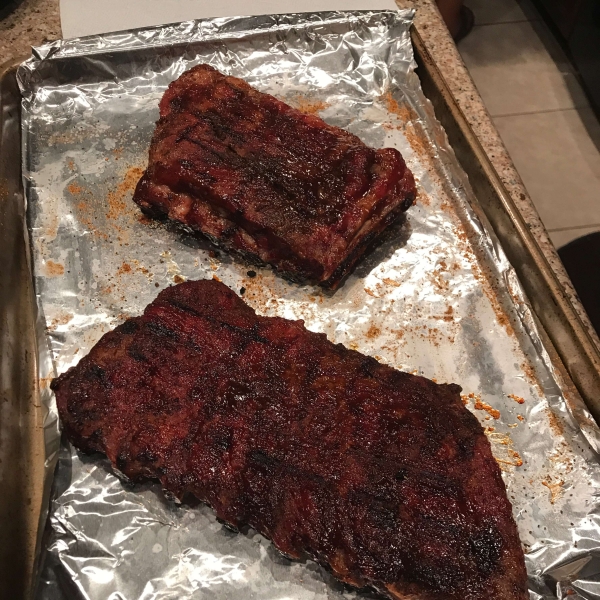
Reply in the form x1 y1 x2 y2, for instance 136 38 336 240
17 11 600 600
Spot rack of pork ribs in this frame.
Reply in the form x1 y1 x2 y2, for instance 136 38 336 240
133 64 417 289
52 279 528 600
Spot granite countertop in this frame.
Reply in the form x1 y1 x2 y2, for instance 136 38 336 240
0 0 60 58
2 0 598 351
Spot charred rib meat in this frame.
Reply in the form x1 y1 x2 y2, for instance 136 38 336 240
52 279 527 600
133 65 416 288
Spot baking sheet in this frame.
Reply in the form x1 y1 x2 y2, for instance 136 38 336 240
17 11 600 600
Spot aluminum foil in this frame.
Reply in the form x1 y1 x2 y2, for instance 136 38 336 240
17 11 600 600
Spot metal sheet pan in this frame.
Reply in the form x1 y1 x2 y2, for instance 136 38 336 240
0 57 51 600
410 29 600 430
1 10 599 600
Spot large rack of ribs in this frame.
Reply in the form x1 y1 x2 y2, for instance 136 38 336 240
52 279 527 600
133 65 416 288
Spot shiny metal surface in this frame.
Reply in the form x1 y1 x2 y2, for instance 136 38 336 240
0 57 50 600
7 10 600 599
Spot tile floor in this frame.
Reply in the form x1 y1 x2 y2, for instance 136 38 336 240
458 0 600 249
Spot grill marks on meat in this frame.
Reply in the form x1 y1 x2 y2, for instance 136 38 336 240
52 280 527 600
132 65 416 288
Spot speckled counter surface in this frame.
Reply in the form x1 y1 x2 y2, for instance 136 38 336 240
1 0 598 351
0 0 60 59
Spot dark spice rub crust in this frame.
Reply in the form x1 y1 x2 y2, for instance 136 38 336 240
52 280 527 600
132 64 416 288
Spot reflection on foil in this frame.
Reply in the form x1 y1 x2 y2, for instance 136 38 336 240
17 10 600 600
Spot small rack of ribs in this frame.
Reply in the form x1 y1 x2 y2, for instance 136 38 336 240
53 279 527 600
133 65 416 289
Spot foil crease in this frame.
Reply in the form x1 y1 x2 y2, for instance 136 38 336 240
17 11 600 600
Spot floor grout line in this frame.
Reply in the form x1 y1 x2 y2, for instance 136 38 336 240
472 18 542 27
491 106 592 119
548 224 600 233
